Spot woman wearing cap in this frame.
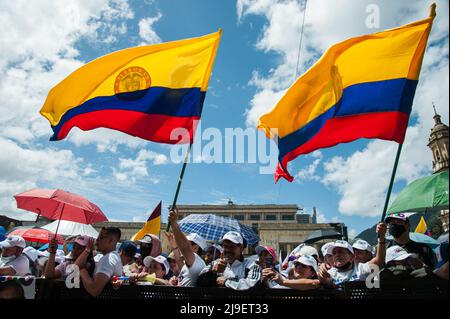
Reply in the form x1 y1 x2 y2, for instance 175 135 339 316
129 255 171 285
137 234 162 260
44 235 95 279
263 255 321 291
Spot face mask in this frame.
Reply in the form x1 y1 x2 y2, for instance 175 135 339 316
389 224 407 238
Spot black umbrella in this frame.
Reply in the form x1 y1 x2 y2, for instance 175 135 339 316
304 229 343 244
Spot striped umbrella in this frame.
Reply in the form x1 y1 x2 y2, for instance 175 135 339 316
178 214 260 246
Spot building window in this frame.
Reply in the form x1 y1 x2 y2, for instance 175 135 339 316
265 214 277 221
219 214 229 218
249 215 261 221
252 223 259 234
234 215 245 221
282 214 295 221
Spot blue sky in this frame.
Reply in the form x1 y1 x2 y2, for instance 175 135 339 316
0 0 449 238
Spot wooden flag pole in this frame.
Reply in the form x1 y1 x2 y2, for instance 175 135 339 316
380 143 403 222
166 143 193 231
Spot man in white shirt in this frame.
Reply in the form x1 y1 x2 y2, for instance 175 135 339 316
198 231 262 291
168 208 207 287
78 227 123 296
318 222 387 288
0 236 29 276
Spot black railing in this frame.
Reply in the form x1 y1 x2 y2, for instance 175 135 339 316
34 279 448 300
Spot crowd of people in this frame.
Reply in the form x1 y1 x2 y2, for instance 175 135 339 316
0 211 448 298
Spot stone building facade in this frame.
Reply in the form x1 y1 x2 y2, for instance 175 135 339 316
428 104 449 232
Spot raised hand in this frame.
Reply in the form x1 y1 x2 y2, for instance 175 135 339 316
164 231 177 249
212 252 227 274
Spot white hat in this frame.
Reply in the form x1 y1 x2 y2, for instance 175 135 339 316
0 236 26 249
294 255 319 273
143 255 170 275
321 242 335 256
352 239 373 253
386 246 415 263
219 231 244 246
299 245 319 257
23 247 43 262
138 234 153 244
186 233 207 251
332 240 354 255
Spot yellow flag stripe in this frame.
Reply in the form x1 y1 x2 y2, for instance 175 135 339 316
258 17 433 139
40 31 222 127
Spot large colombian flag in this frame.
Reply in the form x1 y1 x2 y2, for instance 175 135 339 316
40 30 222 144
258 7 435 182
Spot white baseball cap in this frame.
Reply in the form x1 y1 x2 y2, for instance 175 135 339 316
138 234 153 244
186 233 207 251
386 246 416 263
332 240 354 255
219 231 244 246
294 255 319 273
1 236 26 249
321 242 335 256
299 245 319 258
143 255 170 275
352 239 373 253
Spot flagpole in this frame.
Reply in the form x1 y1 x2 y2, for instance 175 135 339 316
166 143 193 231
380 143 403 222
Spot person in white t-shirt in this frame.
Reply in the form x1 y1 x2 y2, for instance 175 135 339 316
0 236 29 276
167 208 207 287
318 222 387 288
78 227 123 296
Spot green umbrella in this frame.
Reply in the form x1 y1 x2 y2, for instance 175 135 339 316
388 170 449 214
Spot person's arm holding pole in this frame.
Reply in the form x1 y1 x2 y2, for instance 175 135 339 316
168 207 195 267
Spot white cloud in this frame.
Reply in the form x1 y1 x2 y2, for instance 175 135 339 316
238 0 449 217
0 137 84 217
295 151 323 182
139 13 162 45
113 149 167 183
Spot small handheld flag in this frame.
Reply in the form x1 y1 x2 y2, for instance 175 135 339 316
131 201 162 241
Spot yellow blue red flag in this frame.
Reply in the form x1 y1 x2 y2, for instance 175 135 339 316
40 30 222 144
258 7 435 182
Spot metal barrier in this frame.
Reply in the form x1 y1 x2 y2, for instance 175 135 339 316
33 279 448 300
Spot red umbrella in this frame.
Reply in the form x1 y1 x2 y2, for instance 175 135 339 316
14 189 108 234
7 228 64 245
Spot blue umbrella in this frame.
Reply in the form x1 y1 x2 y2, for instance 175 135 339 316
0 226 5 241
387 232 440 248
38 243 66 251
178 214 260 246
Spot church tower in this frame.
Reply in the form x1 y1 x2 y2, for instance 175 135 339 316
428 103 449 173
428 103 449 232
